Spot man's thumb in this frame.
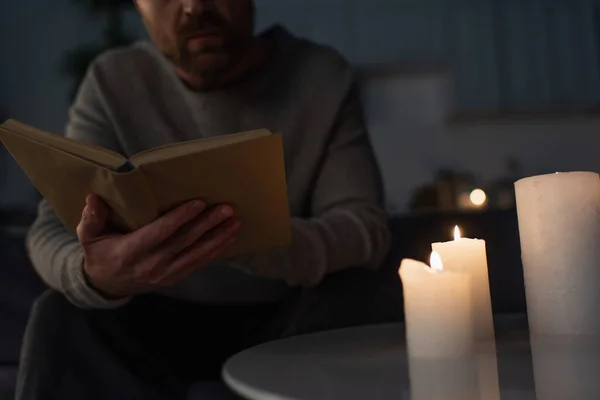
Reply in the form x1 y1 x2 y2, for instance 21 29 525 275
77 194 109 242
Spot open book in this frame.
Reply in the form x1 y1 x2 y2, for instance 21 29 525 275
0 119 291 258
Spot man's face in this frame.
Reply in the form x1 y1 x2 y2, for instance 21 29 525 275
136 0 255 77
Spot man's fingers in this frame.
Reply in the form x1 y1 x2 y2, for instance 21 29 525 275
160 237 236 287
154 204 235 259
126 200 206 254
153 219 241 285
172 218 241 268
77 194 110 243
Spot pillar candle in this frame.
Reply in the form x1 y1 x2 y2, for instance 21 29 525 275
515 172 600 336
432 226 495 341
399 252 473 359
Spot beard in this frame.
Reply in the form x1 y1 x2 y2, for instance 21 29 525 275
163 10 244 79
174 39 235 78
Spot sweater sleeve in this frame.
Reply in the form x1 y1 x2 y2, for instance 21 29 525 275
26 62 131 309
232 81 391 286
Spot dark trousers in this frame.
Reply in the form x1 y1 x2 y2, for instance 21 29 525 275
16 268 400 400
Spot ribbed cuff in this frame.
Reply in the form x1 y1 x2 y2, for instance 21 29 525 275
63 248 132 309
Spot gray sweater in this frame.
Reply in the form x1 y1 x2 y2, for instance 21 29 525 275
27 27 391 309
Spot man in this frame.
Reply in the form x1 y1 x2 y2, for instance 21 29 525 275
17 0 391 398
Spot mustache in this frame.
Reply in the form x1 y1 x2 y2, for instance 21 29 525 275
178 11 228 38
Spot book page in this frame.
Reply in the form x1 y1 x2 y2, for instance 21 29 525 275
130 129 271 166
0 119 127 170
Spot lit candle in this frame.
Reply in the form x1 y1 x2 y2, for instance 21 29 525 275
399 252 473 359
432 226 495 341
432 227 499 399
515 172 600 336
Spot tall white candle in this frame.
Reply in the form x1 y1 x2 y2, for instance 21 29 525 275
433 228 499 400
515 172 600 336
399 252 473 359
432 226 495 341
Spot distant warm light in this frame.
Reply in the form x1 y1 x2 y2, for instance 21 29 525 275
430 251 444 272
454 225 461 241
470 189 487 207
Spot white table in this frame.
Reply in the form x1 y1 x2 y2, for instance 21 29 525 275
222 316 600 400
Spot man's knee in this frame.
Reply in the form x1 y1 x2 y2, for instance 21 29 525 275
19 290 85 379
30 290 76 320
25 290 87 338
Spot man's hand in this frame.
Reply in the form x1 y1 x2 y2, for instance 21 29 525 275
77 194 241 299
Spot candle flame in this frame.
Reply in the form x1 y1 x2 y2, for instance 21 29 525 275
454 225 461 241
430 251 444 272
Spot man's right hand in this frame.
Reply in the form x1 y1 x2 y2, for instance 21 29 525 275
76 194 241 299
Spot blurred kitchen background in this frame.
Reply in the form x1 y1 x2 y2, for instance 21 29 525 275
2 0 600 216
